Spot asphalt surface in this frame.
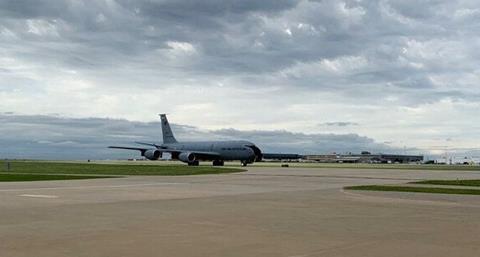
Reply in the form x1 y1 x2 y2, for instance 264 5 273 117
1 167 480 257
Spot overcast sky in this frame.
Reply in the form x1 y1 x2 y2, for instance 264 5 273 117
1 0 479 159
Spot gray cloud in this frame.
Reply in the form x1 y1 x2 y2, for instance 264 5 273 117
318 122 359 127
1 0 479 95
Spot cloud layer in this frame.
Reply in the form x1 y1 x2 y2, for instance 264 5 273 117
1 0 479 156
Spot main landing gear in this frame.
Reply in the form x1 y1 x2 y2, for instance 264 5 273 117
241 161 248 167
212 160 224 166
188 160 200 166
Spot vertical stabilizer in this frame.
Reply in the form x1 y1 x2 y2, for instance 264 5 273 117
159 114 178 144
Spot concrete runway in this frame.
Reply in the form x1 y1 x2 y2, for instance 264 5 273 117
1 167 480 257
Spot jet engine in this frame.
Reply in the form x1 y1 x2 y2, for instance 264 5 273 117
178 152 196 163
143 149 161 160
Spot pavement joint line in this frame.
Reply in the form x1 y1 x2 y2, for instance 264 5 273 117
0 182 190 192
19 194 59 198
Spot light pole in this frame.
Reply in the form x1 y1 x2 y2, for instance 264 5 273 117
4 160 11 172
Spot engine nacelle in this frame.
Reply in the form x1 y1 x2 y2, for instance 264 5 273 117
178 152 196 163
144 149 161 160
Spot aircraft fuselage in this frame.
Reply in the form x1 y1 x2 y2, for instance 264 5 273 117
162 140 259 161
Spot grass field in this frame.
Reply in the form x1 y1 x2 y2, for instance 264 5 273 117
43 160 480 171
1 159 478 182
410 179 480 187
0 173 114 182
344 185 480 195
0 160 244 178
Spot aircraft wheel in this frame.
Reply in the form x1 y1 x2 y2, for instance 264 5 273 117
189 160 200 166
213 160 224 166
241 161 248 167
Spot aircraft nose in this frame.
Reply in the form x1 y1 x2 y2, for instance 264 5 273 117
245 146 255 155
245 144 263 162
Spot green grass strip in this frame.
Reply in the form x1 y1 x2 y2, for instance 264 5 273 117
0 173 114 182
410 180 480 187
0 161 244 176
344 185 480 195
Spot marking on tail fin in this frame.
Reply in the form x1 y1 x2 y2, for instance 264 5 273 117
159 114 178 144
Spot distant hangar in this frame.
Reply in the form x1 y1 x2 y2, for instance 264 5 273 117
262 151 424 164
304 152 424 163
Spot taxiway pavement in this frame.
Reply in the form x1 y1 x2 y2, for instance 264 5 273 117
1 167 480 257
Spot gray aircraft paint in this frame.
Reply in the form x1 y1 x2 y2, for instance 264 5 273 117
160 114 178 144
109 114 263 166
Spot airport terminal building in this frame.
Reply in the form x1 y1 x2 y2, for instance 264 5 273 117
303 152 424 164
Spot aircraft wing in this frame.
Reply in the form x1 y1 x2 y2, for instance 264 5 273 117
134 141 163 148
108 146 148 154
108 146 221 159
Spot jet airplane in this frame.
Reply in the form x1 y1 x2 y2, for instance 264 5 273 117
109 114 263 166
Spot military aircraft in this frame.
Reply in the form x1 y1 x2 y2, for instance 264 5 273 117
109 114 263 166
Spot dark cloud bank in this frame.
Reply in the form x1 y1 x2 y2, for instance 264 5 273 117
0 114 397 160
1 0 479 103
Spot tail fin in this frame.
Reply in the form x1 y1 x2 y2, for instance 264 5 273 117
159 114 178 144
